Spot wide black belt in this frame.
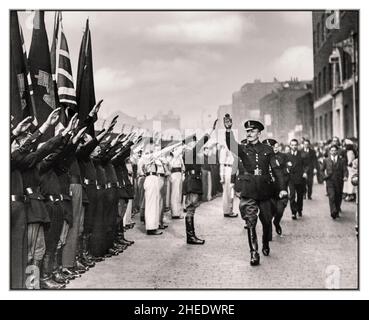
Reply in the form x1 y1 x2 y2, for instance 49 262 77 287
158 173 165 177
145 172 157 176
45 194 64 202
222 164 233 167
25 187 40 195
187 170 201 176
11 195 27 202
244 170 267 177
171 167 182 173
106 182 118 189
83 178 97 186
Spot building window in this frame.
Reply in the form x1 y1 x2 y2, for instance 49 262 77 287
316 22 320 48
315 117 318 140
329 111 333 138
319 116 323 141
318 72 322 97
324 113 328 140
344 52 352 80
321 16 326 43
328 64 332 91
323 66 327 94
342 50 347 80
313 77 317 100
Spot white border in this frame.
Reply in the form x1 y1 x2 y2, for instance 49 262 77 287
1 0 368 300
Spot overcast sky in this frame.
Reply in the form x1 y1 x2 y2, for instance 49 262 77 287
18 11 313 129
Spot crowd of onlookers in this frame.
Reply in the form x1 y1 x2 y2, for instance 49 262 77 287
277 136 358 202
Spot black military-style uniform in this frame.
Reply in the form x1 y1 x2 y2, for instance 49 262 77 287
90 157 107 257
225 128 285 265
182 134 209 202
182 134 209 245
76 137 99 260
11 130 48 289
39 138 70 281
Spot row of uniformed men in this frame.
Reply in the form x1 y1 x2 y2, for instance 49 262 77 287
11 102 142 289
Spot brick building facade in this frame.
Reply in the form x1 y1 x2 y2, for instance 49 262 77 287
312 10 358 141
259 81 311 143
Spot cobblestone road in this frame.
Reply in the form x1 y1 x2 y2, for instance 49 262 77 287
67 183 358 289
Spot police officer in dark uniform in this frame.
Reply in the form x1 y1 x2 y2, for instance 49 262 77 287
224 115 287 266
262 139 289 236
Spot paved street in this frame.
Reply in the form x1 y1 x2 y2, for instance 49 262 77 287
67 183 358 289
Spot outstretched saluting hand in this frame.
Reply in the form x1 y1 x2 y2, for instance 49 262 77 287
39 108 61 134
12 116 32 136
89 99 103 117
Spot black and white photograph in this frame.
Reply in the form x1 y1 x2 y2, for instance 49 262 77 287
9 8 359 290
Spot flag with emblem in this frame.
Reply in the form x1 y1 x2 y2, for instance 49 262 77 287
51 11 76 131
76 18 96 136
10 11 37 127
28 10 58 139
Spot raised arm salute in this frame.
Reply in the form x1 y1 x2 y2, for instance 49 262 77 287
224 114 286 266
182 119 217 245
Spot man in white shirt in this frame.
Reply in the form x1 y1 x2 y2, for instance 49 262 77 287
219 145 238 218
169 147 185 219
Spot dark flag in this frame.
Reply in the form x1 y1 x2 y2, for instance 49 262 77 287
51 11 77 131
76 18 96 136
10 11 37 127
28 10 58 139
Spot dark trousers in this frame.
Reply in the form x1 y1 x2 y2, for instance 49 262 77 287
271 197 288 226
11 201 27 289
90 189 107 257
239 198 272 243
104 187 118 252
304 173 314 198
83 185 97 235
288 182 305 214
185 193 200 217
44 202 64 273
326 181 344 216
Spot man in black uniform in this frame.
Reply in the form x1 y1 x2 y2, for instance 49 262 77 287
182 120 217 245
262 139 289 236
224 115 287 266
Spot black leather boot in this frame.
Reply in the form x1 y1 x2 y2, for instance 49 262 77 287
262 226 270 256
40 255 65 289
52 248 70 284
120 229 134 246
80 235 96 268
246 226 260 266
53 269 69 284
185 216 205 245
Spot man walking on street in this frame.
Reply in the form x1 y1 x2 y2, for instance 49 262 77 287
224 115 287 266
262 139 289 236
286 139 307 220
321 144 348 219
301 139 318 200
